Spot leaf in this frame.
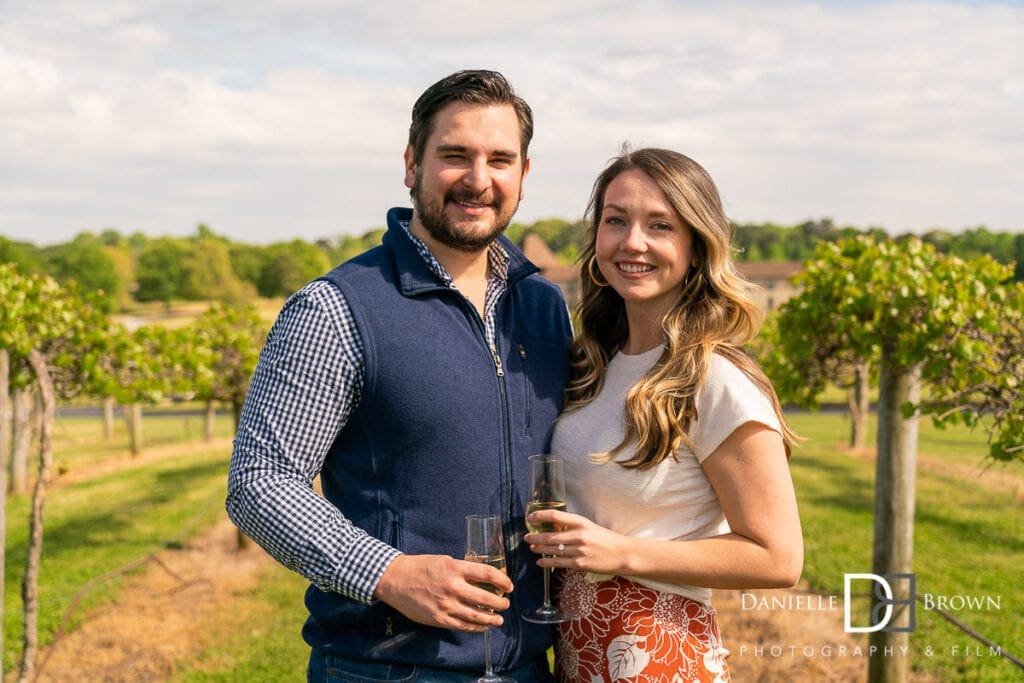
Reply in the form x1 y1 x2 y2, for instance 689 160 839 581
607 634 650 680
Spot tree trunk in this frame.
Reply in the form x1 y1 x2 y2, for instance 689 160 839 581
10 388 34 494
231 399 252 550
123 403 143 456
868 360 921 683
18 350 55 683
204 400 216 442
0 349 8 673
102 396 116 440
848 360 870 450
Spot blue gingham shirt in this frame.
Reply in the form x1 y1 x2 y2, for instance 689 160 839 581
227 221 509 603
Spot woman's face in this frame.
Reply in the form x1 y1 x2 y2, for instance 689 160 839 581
594 169 696 320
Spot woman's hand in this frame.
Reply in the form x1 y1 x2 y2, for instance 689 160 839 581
524 510 631 575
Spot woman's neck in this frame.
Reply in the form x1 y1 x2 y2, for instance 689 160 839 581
621 308 666 355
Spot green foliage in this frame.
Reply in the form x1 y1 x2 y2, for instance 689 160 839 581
90 323 180 405
188 303 267 418
41 232 122 312
135 237 192 303
0 235 43 272
180 237 256 304
256 240 331 297
327 228 386 264
0 263 110 397
764 235 1023 461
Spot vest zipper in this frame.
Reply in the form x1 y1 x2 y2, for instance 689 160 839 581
461 294 518 672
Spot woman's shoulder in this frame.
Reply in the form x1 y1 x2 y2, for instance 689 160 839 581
698 351 779 424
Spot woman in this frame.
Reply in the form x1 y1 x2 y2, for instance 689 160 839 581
525 147 803 682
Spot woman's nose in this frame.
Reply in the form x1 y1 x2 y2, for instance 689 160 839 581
622 224 647 252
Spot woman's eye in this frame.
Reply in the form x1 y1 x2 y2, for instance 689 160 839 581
652 222 673 231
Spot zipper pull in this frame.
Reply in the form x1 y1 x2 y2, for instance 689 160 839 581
517 343 526 360
493 352 505 377
386 616 393 636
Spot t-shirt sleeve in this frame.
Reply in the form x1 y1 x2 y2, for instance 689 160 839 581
689 354 783 463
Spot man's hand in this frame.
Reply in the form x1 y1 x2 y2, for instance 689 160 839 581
373 554 513 632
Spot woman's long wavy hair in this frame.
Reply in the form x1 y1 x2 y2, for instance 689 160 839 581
566 147 797 469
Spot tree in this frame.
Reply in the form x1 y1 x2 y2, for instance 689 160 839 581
134 237 192 303
181 236 256 303
256 240 331 298
0 264 110 681
42 232 122 312
92 324 178 455
768 236 1022 683
759 244 882 450
0 236 43 273
188 303 266 433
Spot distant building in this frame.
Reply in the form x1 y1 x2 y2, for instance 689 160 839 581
736 261 803 312
520 232 802 313
519 233 579 304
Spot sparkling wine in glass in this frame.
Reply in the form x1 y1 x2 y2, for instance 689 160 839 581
465 514 514 683
522 454 575 624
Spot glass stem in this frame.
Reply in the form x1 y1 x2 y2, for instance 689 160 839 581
542 561 553 607
484 627 495 675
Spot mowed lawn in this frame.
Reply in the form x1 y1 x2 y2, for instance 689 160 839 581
787 412 1023 682
3 409 1022 681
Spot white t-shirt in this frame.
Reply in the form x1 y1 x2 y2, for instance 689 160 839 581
551 344 782 604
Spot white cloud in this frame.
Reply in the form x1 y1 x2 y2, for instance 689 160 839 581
0 1 1021 244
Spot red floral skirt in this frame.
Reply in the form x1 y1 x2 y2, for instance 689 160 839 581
555 570 731 682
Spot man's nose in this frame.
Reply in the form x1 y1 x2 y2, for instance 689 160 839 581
461 158 492 194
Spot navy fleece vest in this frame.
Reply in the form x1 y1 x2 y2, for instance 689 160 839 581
303 208 572 672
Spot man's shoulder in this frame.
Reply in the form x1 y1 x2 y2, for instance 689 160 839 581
516 270 568 303
321 244 392 286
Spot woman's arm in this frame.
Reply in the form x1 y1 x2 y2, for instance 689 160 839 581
526 421 803 589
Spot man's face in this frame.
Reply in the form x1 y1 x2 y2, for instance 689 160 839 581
405 102 530 253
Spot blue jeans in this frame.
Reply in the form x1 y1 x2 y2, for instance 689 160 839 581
307 649 553 682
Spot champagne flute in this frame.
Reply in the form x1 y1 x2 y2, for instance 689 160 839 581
465 514 514 683
522 454 574 624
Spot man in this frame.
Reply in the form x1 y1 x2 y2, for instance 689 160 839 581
227 70 571 681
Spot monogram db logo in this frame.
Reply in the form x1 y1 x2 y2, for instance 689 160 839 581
843 573 916 633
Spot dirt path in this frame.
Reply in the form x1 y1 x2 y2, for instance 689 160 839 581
31 519 274 682
31 525 883 683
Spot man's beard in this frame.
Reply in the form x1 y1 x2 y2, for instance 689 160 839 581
411 172 520 253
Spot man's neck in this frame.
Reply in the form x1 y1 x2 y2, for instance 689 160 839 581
408 218 492 316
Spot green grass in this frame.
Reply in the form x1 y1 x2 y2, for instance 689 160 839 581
788 412 1024 682
3 412 235 673
169 563 310 682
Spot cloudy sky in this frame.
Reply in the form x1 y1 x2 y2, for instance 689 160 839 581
1 1 1022 246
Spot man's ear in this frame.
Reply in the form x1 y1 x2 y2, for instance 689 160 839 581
519 156 531 200
403 145 416 190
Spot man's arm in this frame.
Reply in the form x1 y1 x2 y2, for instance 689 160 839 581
225 280 511 629
226 280 398 602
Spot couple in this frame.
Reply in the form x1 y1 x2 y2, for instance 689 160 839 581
227 70 803 682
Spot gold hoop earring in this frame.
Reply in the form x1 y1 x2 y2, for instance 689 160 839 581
587 255 609 287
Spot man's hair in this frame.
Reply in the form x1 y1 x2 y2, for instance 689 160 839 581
408 70 533 165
